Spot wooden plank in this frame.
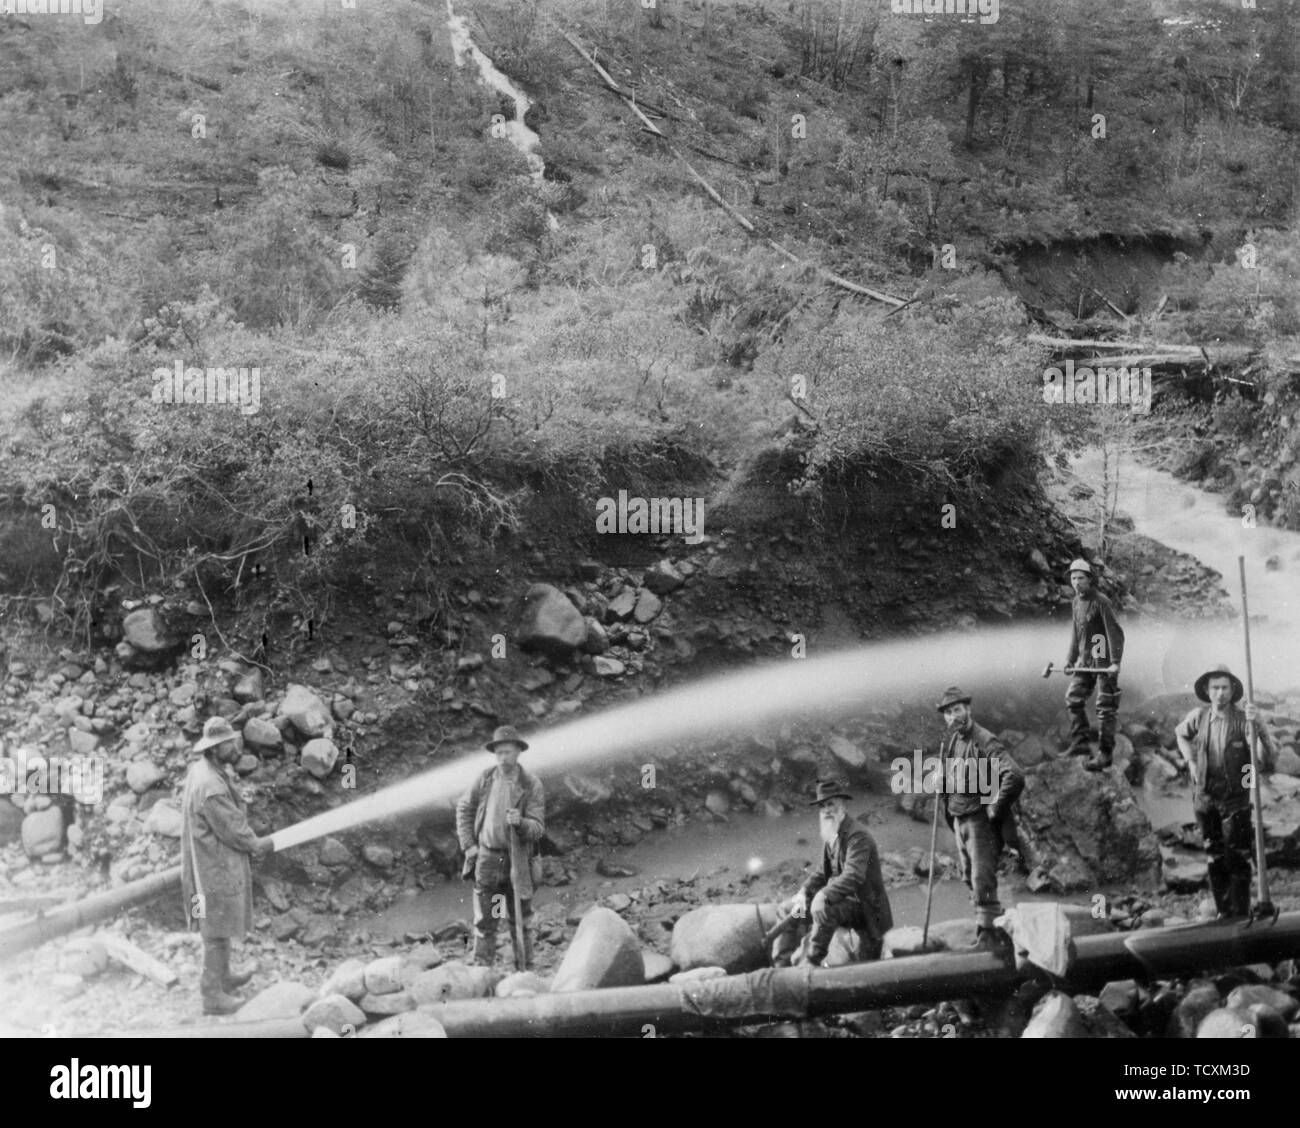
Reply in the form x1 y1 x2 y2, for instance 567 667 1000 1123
101 934 179 988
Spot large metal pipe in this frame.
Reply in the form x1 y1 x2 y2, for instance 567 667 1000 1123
0 866 181 963
94 913 1300 1038
424 914 1300 1038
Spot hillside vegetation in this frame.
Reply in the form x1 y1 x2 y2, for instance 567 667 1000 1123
1 0 1298 641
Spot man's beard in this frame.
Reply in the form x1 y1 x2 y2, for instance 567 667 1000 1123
819 815 840 845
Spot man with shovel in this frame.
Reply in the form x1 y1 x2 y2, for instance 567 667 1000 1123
1062 558 1125 772
456 725 546 970
1175 666 1277 920
771 779 892 967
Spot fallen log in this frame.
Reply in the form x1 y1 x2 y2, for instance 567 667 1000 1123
562 29 906 310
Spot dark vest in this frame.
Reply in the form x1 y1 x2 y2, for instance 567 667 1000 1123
1190 706 1252 809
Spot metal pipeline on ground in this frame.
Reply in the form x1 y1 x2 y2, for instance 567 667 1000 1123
0 866 181 963
118 913 1300 1038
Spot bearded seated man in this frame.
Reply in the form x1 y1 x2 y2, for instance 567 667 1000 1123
771 779 893 968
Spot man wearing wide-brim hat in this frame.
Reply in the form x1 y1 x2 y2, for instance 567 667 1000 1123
181 717 276 1015
1174 666 1278 918
936 686 1024 950
772 778 893 967
455 725 546 970
1062 559 1126 772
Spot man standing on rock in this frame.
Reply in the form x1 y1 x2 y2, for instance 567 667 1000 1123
773 779 892 967
936 687 1024 950
181 717 276 1016
456 725 546 971
1175 666 1277 919
1063 558 1125 772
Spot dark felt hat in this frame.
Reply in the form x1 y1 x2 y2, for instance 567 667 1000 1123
808 778 853 806
486 724 530 752
1194 665 1244 704
935 686 972 712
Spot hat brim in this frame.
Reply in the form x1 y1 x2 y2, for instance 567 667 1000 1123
936 697 971 712
809 792 852 805
195 732 239 752
486 739 529 752
1194 670 1244 704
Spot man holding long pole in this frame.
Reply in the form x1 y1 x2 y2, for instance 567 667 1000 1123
456 726 545 970
1174 664 1277 920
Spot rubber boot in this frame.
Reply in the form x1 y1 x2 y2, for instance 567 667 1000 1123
1084 749 1113 772
470 929 497 967
224 954 258 991
972 925 1012 954
200 939 243 1016
1227 874 1253 919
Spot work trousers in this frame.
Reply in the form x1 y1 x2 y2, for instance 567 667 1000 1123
1066 670 1121 754
200 937 231 1001
471 846 534 968
952 812 1002 928
1195 801 1254 917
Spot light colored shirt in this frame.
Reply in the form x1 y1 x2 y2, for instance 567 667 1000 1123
479 767 518 850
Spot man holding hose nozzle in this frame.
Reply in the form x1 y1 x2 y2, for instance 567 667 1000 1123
1063 558 1125 772
181 717 276 1016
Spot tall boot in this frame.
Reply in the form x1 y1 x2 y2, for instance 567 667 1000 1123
1206 861 1233 918
224 948 259 991
470 929 497 967
200 939 243 1016
1227 873 1253 918
517 924 535 972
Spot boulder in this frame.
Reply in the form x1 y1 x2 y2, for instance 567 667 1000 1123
362 843 395 869
143 800 182 838
301 994 365 1035
21 806 64 857
319 837 353 866
0 800 24 846
643 561 684 595
496 971 547 998
883 918 977 956
632 589 662 624
410 961 483 1005
1275 745 1300 777
67 729 100 755
642 951 675 982
1074 994 1137 1038
363 956 406 996
359 990 415 1016
233 670 264 704
279 685 331 739
321 958 367 1001
235 981 316 1021
359 1009 448 1038
1226 984 1299 1021
551 907 645 992
57 937 109 978
1022 991 1091 1038
1009 733 1052 769
1196 1007 1258 1038
517 584 587 657
827 734 867 771
126 762 164 794
1016 758 1160 891
1168 984 1223 1038
122 608 175 653
592 655 625 678
607 589 637 621
301 738 339 779
670 904 780 975
581 618 609 655
243 717 282 750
